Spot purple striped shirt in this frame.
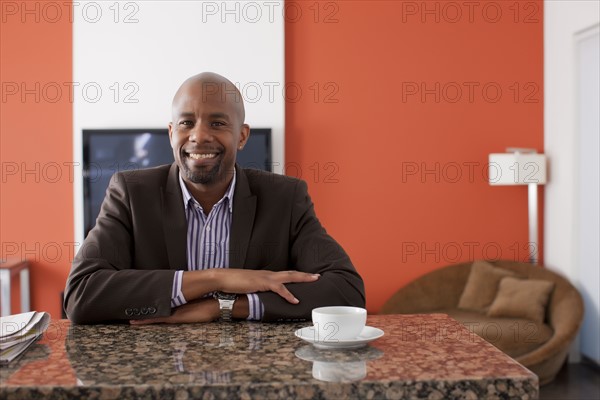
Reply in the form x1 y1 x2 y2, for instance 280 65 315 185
171 170 263 320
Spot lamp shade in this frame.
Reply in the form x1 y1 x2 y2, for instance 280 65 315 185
489 153 547 185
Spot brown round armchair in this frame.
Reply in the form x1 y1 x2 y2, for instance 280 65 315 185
380 260 584 385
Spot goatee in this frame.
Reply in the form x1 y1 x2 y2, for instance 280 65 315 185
183 164 221 185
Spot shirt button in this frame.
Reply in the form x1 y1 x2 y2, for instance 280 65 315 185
206 226 211 231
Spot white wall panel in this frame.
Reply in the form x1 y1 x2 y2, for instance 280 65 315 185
576 27 600 364
544 0 600 362
73 1 285 243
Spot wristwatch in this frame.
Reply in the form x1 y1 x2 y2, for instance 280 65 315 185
214 292 237 322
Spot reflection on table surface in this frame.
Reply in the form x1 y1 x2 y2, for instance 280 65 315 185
295 345 384 382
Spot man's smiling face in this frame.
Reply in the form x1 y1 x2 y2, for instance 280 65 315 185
169 78 249 187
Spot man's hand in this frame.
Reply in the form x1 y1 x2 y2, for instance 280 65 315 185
214 270 320 304
182 269 320 304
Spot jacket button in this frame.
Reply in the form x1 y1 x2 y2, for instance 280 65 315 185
141 307 148 315
133 308 140 316
125 308 133 316
148 307 157 314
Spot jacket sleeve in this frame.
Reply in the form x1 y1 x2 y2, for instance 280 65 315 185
258 180 365 321
63 172 175 324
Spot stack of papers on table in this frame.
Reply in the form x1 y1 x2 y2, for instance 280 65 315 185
1 311 50 364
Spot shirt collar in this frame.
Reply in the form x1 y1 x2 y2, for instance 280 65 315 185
178 168 236 213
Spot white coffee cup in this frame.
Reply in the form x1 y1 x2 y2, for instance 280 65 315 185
311 306 367 341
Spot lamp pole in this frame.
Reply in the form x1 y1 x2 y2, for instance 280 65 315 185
528 183 539 265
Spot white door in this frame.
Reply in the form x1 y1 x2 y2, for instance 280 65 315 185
576 26 600 364
544 1 600 363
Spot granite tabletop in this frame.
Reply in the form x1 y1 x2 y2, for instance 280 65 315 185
0 314 538 399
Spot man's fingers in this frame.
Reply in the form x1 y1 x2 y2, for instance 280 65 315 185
267 271 319 303
281 271 320 283
272 284 299 304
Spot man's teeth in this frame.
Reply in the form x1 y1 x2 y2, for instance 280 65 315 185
189 153 217 159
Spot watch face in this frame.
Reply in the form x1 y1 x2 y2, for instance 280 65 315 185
216 292 237 301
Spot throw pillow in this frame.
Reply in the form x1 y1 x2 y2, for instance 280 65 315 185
487 277 555 323
458 260 517 311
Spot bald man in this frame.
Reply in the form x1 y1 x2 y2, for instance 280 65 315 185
64 72 365 324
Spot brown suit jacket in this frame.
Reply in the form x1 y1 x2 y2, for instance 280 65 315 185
64 163 365 323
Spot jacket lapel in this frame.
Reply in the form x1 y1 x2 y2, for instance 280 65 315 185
162 163 187 270
230 165 256 269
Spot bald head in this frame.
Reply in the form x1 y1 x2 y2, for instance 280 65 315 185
172 72 245 124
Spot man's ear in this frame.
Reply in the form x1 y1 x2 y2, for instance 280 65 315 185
238 124 250 149
168 123 173 145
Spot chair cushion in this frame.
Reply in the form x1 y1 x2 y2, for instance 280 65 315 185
443 309 554 358
458 260 517 311
487 277 555 323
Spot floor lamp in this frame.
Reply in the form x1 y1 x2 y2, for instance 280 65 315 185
489 149 547 265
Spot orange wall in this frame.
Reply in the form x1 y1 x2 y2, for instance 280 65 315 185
1 0 73 318
0 0 543 317
285 1 544 312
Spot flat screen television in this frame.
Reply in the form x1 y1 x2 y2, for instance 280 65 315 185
82 128 272 237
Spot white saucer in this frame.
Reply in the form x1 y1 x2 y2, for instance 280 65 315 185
294 326 384 349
